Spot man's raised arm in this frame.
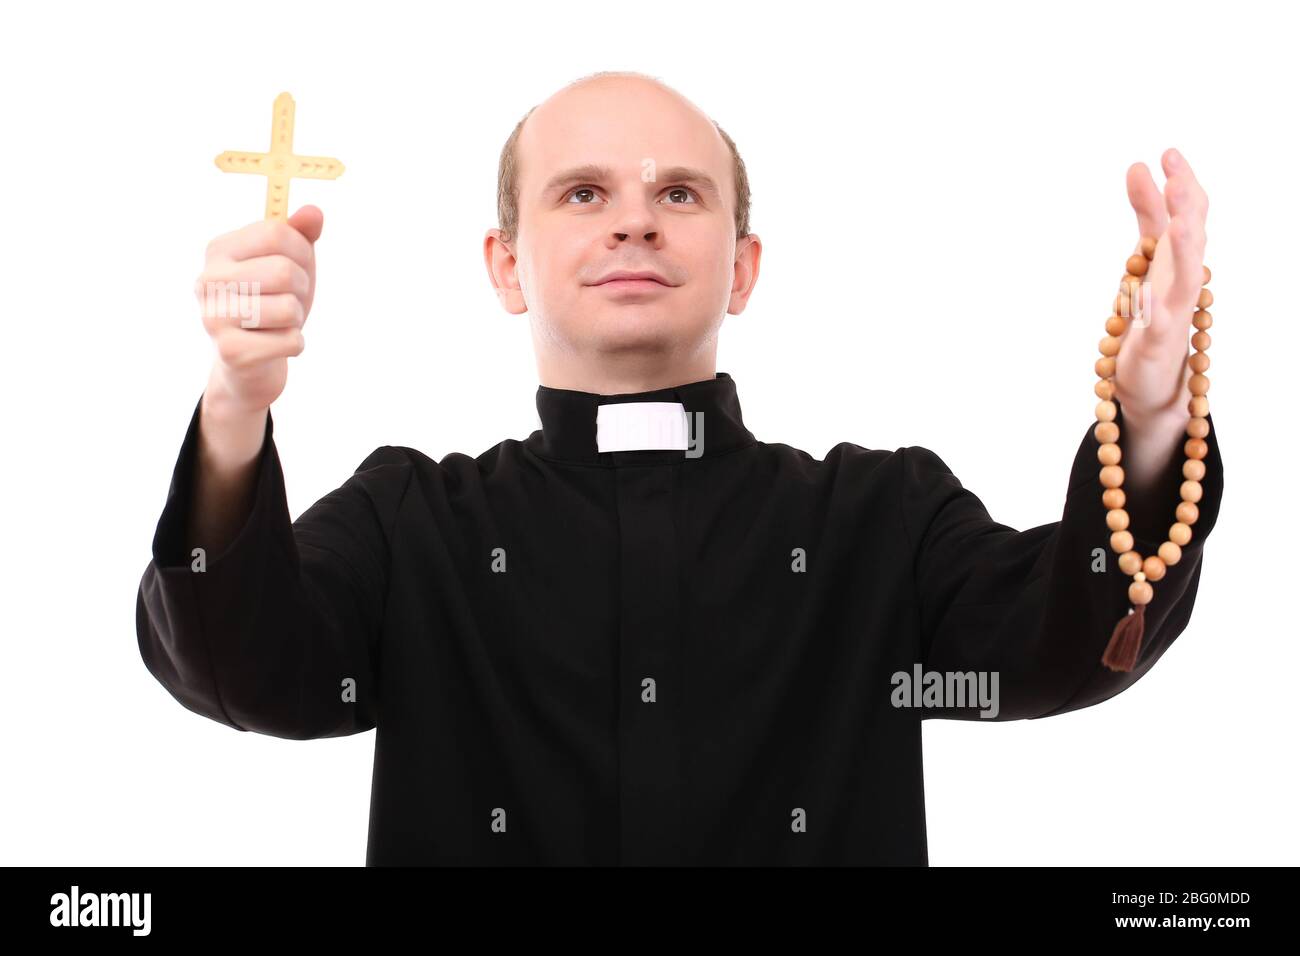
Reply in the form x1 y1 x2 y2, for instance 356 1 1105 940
135 207 411 740
900 400 1224 721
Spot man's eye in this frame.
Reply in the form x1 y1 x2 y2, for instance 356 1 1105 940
563 186 700 205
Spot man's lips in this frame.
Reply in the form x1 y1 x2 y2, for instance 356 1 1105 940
590 277 673 295
591 270 672 286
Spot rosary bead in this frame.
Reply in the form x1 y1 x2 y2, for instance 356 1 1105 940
1189 352 1210 373
1111 530 1134 554
1129 579 1154 605
1176 500 1198 525
1099 335 1122 356
1192 331 1211 351
1106 314 1127 336
1189 373 1210 396
1198 288 1214 309
1095 356 1116 378
1103 487 1126 509
1133 571 1146 582
1186 416 1210 439
1095 421 1119 444
1142 555 1167 582
1202 264 1211 284
1180 479 1203 503
1193 309 1212 330
1098 442 1122 466
1118 551 1143 575
1141 236 1158 258
1189 395 1209 417
1115 292 1130 316
1095 379 1115 400
1182 459 1205 481
1096 400 1117 422
1158 541 1182 567
1100 464 1124 489
1169 522 1193 547
1127 254 1149 276
1106 508 1129 531
1184 437 1208 460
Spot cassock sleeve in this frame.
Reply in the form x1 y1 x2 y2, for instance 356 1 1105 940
900 401 1224 721
135 391 412 740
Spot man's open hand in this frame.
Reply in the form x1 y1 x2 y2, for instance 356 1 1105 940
1112 148 1210 424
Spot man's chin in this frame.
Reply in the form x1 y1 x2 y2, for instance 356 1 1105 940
583 312 685 351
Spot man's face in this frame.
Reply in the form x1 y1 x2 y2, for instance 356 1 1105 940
496 79 753 363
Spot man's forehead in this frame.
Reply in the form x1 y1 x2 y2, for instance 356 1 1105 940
517 79 729 191
530 75 711 134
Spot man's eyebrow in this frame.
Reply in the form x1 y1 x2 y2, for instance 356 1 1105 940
541 164 721 199
657 166 722 199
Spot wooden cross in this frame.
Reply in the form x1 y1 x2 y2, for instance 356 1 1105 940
214 92 345 220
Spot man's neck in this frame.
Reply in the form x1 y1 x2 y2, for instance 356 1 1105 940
535 351 718 396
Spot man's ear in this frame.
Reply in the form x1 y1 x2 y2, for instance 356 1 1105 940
484 228 527 315
727 233 762 316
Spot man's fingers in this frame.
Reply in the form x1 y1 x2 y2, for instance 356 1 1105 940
1161 148 1209 220
1126 161 1168 242
1161 150 1209 311
213 327 306 368
202 254 311 299
200 291 304 332
1163 173 1199 223
1167 212 1207 308
287 205 325 244
207 218 315 272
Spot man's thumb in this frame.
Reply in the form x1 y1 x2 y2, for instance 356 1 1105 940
287 205 325 243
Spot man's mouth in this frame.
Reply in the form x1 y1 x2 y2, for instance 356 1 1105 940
591 269 672 286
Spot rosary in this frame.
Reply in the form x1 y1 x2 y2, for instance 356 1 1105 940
1095 236 1212 673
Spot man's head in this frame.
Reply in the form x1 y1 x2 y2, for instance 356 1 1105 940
484 71 761 391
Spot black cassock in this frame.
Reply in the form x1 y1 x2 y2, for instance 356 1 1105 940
136 372 1224 865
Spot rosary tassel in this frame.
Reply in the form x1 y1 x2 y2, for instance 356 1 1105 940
1101 604 1145 672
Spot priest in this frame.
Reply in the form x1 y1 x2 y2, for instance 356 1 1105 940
136 71 1223 865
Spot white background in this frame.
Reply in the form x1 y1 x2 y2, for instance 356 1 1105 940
2 0 1292 866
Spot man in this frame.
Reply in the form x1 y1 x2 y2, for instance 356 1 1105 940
136 71 1222 865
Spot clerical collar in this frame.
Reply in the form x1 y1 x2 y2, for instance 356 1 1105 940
527 371 757 465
